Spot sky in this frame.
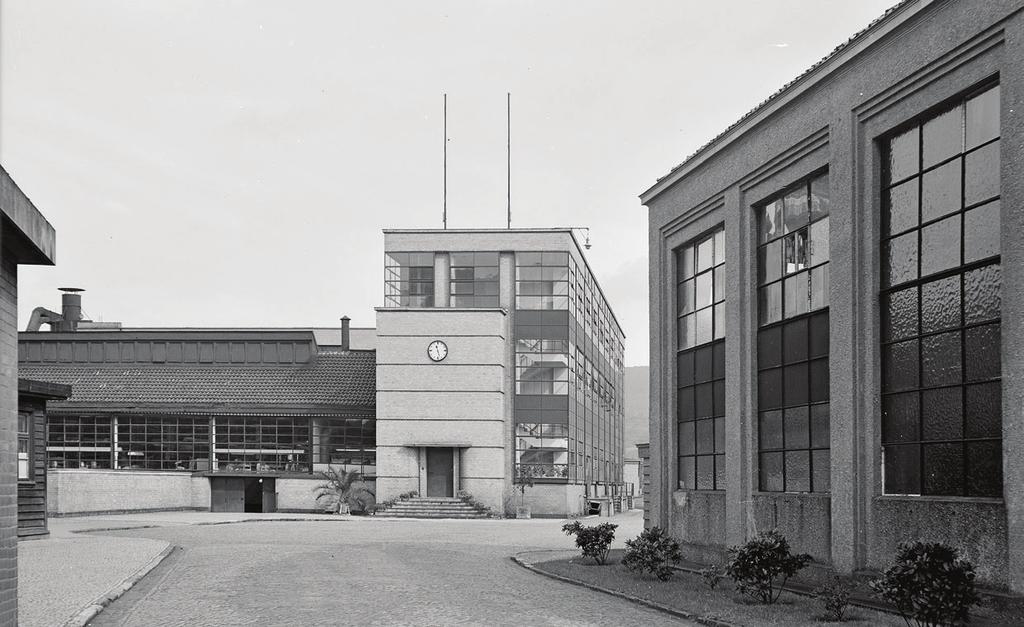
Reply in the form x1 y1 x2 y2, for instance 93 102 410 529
0 0 896 367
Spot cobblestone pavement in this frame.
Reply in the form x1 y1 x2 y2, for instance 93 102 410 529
90 511 691 626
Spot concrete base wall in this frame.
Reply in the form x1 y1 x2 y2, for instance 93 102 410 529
47 470 210 515
668 490 728 563
525 483 585 517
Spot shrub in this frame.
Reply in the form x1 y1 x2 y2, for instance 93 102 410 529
312 466 375 514
700 564 723 590
725 529 811 604
562 521 618 565
398 490 418 500
621 527 681 580
869 541 980 627
815 575 852 622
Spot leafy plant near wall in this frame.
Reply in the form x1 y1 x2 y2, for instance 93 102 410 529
700 564 724 590
621 526 681 580
562 521 618 565
815 575 852 622
456 490 495 517
398 490 418 500
312 466 375 514
725 529 811 604
869 541 979 627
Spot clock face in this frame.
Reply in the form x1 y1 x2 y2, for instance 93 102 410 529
427 340 448 362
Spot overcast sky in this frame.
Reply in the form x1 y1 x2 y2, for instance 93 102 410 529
1 0 895 366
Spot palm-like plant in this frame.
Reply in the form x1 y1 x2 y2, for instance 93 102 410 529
313 466 375 514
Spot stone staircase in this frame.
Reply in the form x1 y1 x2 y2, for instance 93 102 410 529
375 497 490 519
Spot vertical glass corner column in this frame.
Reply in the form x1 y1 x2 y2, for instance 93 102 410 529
880 83 1002 497
756 172 831 493
676 228 725 490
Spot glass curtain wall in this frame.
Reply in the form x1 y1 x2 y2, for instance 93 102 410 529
880 83 1002 497
756 172 831 493
675 228 726 490
450 252 499 307
384 252 434 307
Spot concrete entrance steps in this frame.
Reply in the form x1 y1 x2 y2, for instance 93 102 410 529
375 497 489 519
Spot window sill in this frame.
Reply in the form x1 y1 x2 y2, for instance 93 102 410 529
752 491 831 498
875 494 1003 505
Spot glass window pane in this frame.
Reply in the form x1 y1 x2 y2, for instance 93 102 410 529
964 200 1000 263
964 142 999 207
882 392 919 443
784 272 809 319
679 422 695 455
696 420 714 454
809 218 829 266
680 246 695 280
883 286 919 342
697 237 714 273
923 442 964 496
921 386 963 441
922 105 963 169
920 215 961 278
696 455 715 490
758 369 783 411
810 174 829 220
714 417 725 452
888 126 920 182
758 326 782 369
695 382 714 418
695 307 713 345
809 311 829 358
783 230 808 275
679 456 695 490
921 159 961 223
883 231 918 288
714 303 725 340
965 382 1001 439
694 346 713 382
809 358 829 403
714 230 725 266
677 314 695 350
883 340 920 393
812 449 831 493
964 323 1000 382
783 362 809 407
810 404 830 448
695 271 713 309
678 279 695 314
885 178 919 236
964 264 1001 325
677 387 695 422
761 200 784 243
760 452 784 492
677 350 695 387
713 266 725 303
784 406 809 449
759 240 782 285
782 317 808 364
920 330 962 388
810 265 829 311
921 275 961 333
785 451 810 492
759 283 782 325
715 455 726 490
966 85 1000 149
884 444 920 494
783 187 809 233
966 440 1002 498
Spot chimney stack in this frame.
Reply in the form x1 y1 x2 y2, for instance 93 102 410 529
340 316 351 351
58 287 85 332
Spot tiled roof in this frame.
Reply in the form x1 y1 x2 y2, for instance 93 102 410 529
18 350 375 411
649 0 913 191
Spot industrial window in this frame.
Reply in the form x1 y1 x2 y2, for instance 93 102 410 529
756 172 831 493
516 251 569 310
214 416 311 473
516 423 569 479
675 228 726 490
880 83 1002 497
17 412 31 480
384 252 434 307
116 416 211 471
312 417 376 477
450 252 499 307
46 415 114 469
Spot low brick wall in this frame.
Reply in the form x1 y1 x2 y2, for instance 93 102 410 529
47 470 210 515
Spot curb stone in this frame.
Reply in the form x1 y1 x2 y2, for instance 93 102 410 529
510 553 738 627
62 544 175 627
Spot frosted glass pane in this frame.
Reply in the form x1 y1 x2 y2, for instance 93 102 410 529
921 159 961 223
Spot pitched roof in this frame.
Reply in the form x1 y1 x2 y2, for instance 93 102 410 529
641 0 915 201
18 349 375 413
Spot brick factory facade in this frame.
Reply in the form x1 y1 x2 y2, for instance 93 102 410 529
641 0 1024 591
1 166 59 623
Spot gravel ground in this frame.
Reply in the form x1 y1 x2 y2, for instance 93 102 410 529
87 511 691 626
18 535 169 627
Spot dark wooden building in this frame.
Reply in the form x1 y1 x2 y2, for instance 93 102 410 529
17 379 70 538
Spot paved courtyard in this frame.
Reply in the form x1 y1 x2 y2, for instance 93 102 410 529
79 510 687 626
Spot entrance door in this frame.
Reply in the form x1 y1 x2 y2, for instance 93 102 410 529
210 477 245 512
262 478 277 513
426 448 454 497
243 478 263 513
